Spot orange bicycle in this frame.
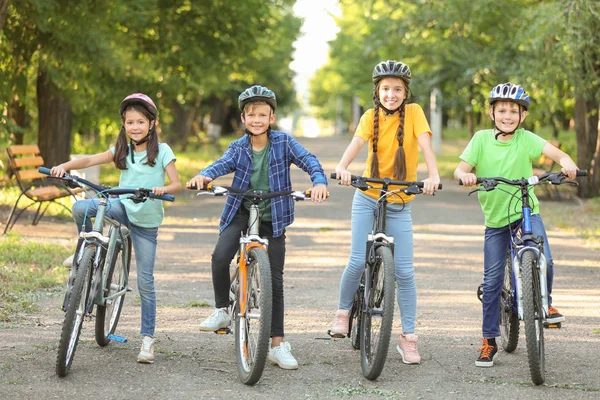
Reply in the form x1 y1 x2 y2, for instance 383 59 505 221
196 184 316 385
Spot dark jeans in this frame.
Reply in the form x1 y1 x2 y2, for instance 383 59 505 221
211 209 286 337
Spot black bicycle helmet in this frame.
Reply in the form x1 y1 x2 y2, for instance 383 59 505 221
488 83 530 110
372 60 412 85
238 85 277 112
119 93 158 119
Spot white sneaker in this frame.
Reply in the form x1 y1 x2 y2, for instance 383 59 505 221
268 341 298 370
137 336 155 364
199 308 231 331
63 254 74 267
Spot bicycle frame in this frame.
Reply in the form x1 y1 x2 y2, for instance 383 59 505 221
507 186 549 321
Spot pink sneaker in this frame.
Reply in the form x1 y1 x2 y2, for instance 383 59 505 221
396 333 421 364
328 310 350 338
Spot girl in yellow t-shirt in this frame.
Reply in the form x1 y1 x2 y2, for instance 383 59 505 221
329 60 440 364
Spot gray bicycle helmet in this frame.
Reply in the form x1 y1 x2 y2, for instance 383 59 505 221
372 60 412 85
488 83 530 110
238 85 277 112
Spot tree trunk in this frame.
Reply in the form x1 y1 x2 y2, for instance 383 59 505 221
573 94 600 198
8 93 27 144
169 101 198 150
208 97 226 141
36 67 73 167
0 0 9 31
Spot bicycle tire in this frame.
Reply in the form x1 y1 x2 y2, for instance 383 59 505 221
349 279 364 350
95 232 132 346
56 246 94 377
521 250 545 385
499 250 519 353
235 247 272 385
360 245 395 380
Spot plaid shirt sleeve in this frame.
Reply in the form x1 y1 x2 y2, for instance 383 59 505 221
287 137 328 186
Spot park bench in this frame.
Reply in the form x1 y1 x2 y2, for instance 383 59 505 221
533 139 562 199
3 145 82 234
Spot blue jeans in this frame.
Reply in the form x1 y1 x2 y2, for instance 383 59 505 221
482 214 554 338
338 190 417 333
72 198 159 337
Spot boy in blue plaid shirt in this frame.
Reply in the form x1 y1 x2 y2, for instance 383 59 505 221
187 85 327 369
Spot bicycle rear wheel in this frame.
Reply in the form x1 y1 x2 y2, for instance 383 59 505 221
235 247 272 385
499 250 519 353
521 250 545 385
349 278 364 350
95 231 132 346
360 245 395 380
56 246 94 377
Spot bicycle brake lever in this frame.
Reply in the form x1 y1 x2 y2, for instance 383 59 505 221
351 177 370 191
404 185 422 195
467 188 480 196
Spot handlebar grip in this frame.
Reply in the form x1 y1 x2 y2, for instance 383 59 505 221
458 179 483 186
437 183 443 190
150 193 175 202
576 170 588 177
38 167 51 175
330 172 337 179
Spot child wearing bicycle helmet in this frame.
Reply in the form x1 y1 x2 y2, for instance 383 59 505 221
454 82 579 367
186 85 328 370
328 60 440 364
50 93 182 364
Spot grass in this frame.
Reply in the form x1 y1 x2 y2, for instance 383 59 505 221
0 232 71 322
542 197 600 250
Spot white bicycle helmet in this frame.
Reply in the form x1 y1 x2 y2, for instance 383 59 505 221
489 83 530 110
372 60 412 85
238 85 277 111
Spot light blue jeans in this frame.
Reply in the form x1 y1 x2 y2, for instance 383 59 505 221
72 198 159 337
482 214 554 338
338 190 417 333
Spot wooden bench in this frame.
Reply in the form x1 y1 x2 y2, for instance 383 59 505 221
533 139 561 199
3 145 82 234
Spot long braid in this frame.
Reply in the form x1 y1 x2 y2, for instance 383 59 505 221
393 103 407 180
371 102 381 178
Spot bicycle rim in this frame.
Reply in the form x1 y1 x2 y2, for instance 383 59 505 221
96 234 131 346
499 250 519 352
521 250 545 385
235 247 272 385
56 247 94 377
360 246 395 380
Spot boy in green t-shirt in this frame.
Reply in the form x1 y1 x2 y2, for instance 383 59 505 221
454 83 579 367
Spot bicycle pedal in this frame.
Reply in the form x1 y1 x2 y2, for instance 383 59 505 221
215 327 232 334
544 322 561 329
327 330 346 339
126 287 133 292
107 334 128 343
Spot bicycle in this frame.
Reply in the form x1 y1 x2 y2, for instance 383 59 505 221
461 170 587 385
329 173 442 380
194 183 318 385
39 167 175 377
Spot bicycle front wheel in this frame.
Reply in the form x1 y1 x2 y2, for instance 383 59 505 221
499 250 519 352
360 245 395 380
56 246 94 377
521 250 545 385
235 247 272 385
95 232 132 346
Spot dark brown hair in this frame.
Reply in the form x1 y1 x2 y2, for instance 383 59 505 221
370 80 407 180
113 104 159 169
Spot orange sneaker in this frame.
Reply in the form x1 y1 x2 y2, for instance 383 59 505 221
547 305 565 324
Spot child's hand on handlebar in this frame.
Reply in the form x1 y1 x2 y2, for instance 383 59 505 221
152 186 169 196
458 173 477 187
311 184 328 203
421 175 441 196
50 165 67 177
186 175 212 190
334 165 352 186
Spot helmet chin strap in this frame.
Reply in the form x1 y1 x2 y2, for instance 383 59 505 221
375 98 403 115
245 126 271 137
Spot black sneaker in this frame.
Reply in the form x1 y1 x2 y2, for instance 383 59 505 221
547 305 566 324
475 338 498 367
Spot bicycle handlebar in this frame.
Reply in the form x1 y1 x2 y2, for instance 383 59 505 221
329 173 443 190
39 167 175 202
190 183 322 201
458 170 588 187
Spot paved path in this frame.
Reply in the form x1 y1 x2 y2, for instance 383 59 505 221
1 135 599 399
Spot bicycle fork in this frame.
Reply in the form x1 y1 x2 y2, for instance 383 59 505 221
512 247 549 320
